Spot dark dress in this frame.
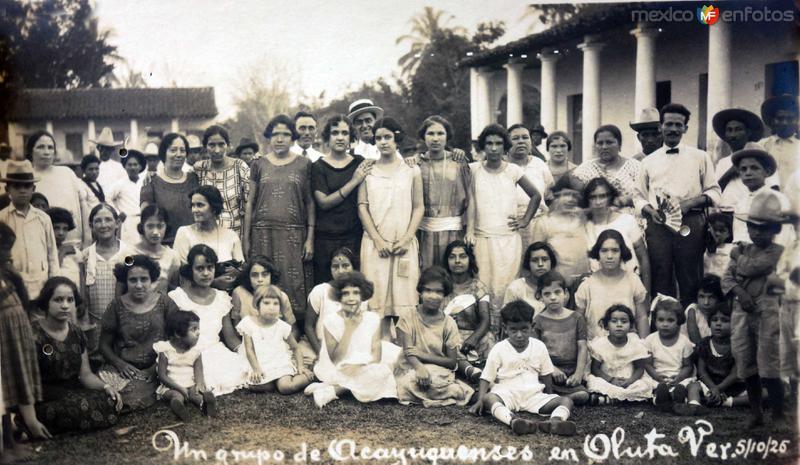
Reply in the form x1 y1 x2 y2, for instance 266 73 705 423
33 321 118 433
99 294 177 410
140 173 200 246
0 270 42 408
311 156 365 284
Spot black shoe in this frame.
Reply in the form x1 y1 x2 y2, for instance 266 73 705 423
671 384 688 403
539 419 577 436
201 391 217 417
510 418 541 435
654 383 673 413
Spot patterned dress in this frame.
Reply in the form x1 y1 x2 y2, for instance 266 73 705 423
572 158 644 228
0 271 42 408
249 156 313 321
194 158 251 236
441 278 496 364
418 153 469 270
32 321 118 433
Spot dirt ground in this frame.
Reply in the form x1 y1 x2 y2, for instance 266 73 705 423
28 390 799 465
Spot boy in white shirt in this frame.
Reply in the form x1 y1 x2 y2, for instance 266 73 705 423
469 300 576 435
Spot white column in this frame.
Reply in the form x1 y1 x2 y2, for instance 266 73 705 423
470 68 480 139
539 48 559 133
630 23 658 116
170 118 180 133
504 62 525 126
45 120 53 135
476 68 492 130
706 20 732 151
87 119 96 142
578 36 604 158
7 123 21 160
129 119 139 145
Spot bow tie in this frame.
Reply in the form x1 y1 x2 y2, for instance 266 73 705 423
665 147 679 154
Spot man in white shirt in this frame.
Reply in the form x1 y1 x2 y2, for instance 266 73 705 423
347 98 384 160
290 111 323 162
635 103 721 306
108 145 146 244
712 108 772 194
92 127 127 192
759 95 799 189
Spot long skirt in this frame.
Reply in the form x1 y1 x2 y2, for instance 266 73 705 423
36 383 118 434
395 363 474 407
98 364 158 411
251 226 313 322
0 291 42 408
474 234 522 337
418 229 463 271
361 234 419 319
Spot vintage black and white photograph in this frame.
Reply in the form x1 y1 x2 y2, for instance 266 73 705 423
0 0 798 463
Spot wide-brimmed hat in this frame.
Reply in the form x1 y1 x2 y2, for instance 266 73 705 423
530 124 548 138
712 108 764 141
120 142 147 173
186 135 203 151
731 148 777 176
0 160 39 184
734 188 791 225
143 141 159 158
630 107 661 131
347 99 384 121
235 138 259 155
761 94 799 124
90 127 122 147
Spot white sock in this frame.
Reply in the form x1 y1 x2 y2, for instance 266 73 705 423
689 400 701 406
723 397 734 407
491 403 513 426
550 405 571 421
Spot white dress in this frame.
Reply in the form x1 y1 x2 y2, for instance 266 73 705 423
34 165 86 243
314 311 398 402
106 177 142 245
307 283 367 341
168 288 248 395
360 163 420 319
152 340 202 397
236 317 296 384
502 278 545 316
585 213 642 273
585 334 657 401
514 157 553 250
112 243 180 294
173 225 244 264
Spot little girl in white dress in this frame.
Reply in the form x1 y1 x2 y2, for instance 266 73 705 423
237 285 314 394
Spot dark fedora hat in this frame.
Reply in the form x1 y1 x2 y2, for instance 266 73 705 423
761 94 799 124
235 138 259 155
530 124 548 137
731 148 777 176
712 108 764 141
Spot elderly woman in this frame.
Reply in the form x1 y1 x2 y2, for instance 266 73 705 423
465 124 542 335
32 277 122 434
99 255 178 410
581 177 651 292
193 125 250 237
27 130 89 245
173 185 244 291
311 115 370 284
546 131 577 185
416 115 470 270
140 133 200 246
571 125 642 218
244 114 315 322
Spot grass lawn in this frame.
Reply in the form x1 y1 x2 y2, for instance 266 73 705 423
31 390 798 465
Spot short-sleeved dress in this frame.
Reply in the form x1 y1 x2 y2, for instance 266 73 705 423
533 311 587 378
360 162 420 319
83 242 123 358
139 173 200 246
168 288 248 395
585 213 643 273
236 317 296 384
98 294 176 409
575 271 648 340
194 158 251 236
152 340 201 398
418 153 469 270
572 158 642 227
230 285 294 328
644 333 695 381
696 336 746 397
307 282 368 341
585 334 657 401
441 278 496 363
502 277 545 316
0 272 42 409
112 243 180 294
173 225 244 264
531 211 590 286
311 156 365 284
681 303 711 343
395 310 474 407
314 311 397 402
249 156 313 321
32 321 118 433
515 157 553 250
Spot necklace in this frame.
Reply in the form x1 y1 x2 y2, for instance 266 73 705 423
164 169 183 181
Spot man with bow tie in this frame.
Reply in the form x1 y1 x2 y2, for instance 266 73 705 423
634 103 721 307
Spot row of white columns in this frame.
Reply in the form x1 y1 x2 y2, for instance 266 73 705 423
471 20 735 152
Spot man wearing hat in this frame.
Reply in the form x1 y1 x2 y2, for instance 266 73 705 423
728 148 795 246
0 160 60 298
185 134 204 172
760 94 799 188
347 98 384 160
233 137 259 166
629 107 663 161
529 124 548 161
290 111 323 162
91 127 127 193
107 143 147 243
139 140 162 188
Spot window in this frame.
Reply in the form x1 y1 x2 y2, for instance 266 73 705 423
656 81 671 112
765 60 799 98
568 94 583 164
697 73 708 150
65 133 83 163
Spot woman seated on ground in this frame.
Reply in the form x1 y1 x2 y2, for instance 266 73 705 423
32 277 123 434
98 255 179 410
173 185 243 291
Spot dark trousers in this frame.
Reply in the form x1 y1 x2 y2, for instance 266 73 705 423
645 211 706 308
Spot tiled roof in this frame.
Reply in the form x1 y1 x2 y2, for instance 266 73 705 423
8 87 218 120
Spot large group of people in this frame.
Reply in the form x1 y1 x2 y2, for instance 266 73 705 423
0 93 798 461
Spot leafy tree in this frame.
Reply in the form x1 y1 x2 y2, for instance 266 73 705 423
396 7 466 77
522 3 589 31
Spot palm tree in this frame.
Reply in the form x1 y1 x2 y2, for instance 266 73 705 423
396 7 466 77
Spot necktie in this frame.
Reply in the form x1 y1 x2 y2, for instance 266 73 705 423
666 148 679 154
302 149 308 157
